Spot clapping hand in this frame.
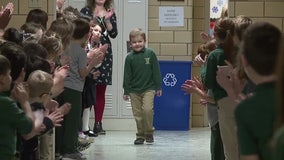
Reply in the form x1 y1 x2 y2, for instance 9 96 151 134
0 2 14 29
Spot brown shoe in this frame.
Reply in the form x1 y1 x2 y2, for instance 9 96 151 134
134 138 145 145
145 134 154 143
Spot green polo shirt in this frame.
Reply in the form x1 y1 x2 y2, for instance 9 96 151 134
123 48 162 95
203 45 227 101
0 93 33 159
272 125 284 160
235 82 277 159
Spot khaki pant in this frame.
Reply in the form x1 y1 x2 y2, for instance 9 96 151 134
39 130 53 160
217 97 239 160
130 90 155 138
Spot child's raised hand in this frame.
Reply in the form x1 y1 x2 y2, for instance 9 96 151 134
54 65 69 82
46 110 64 127
56 102 71 115
11 82 29 104
194 54 206 67
88 49 105 67
45 99 59 113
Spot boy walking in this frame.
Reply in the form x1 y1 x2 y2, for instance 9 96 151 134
123 28 162 145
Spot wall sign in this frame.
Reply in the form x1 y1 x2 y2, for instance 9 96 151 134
159 7 184 27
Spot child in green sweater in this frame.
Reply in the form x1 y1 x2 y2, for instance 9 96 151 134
123 28 162 145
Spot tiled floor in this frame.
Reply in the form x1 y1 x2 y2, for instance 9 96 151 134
82 127 211 160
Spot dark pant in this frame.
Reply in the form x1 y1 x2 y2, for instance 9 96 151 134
56 87 82 154
211 122 225 160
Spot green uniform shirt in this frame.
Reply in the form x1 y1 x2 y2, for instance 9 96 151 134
272 126 284 160
123 48 162 95
235 82 276 159
203 45 227 101
0 93 33 159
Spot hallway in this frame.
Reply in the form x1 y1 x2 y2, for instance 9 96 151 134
82 127 211 160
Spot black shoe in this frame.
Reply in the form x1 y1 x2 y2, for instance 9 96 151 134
93 122 106 135
83 130 98 137
134 138 145 145
76 141 91 152
145 134 154 143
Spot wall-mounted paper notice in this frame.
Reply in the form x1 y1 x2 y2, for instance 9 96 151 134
128 0 141 3
159 7 184 27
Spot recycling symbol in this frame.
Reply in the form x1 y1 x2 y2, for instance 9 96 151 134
163 73 177 87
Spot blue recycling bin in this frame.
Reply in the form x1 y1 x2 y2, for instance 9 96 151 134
154 61 192 130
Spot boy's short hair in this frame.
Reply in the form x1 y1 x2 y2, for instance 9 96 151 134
27 70 53 98
240 22 281 75
0 55 11 75
0 42 27 81
129 28 146 42
72 18 90 40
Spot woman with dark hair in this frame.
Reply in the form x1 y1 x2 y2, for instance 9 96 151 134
80 0 118 135
26 9 48 29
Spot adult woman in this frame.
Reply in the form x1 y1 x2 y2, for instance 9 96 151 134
81 0 118 135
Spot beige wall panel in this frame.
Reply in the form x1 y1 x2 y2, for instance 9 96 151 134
161 44 187 56
193 0 205 7
252 18 283 31
188 19 193 31
192 19 204 30
265 2 284 17
192 43 201 55
157 56 174 61
148 31 173 43
235 2 264 17
229 1 235 17
160 1 188 6
48 0 55 14
148 43 160 55
19 0 48 14
188 0 193 6
148 19 160 30
175 31 193 43
192 94 200 103
191 65 201 76
184 6 193 19
193 6 204 18
192 115 204 127
7 15 26 29
174 56 193 61
148 6 159 18
187 43 193 55
0 0 19 14
193 30 204 43
149 0 161 5
192 104 205 116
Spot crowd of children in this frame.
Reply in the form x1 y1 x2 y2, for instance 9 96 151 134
1 0 284 160
182 12 284 160
0 1 107 160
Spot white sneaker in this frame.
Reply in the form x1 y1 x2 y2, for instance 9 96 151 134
78 132 94 143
